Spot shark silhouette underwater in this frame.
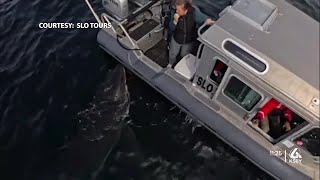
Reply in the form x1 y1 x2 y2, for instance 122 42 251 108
34 64 145 180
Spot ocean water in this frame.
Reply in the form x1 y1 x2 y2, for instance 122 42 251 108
0 0 319 179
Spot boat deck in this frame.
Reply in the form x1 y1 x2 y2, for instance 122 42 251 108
145 39 168 68
129 19 159 41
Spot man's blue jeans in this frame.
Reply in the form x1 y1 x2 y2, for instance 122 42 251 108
167 9 176 42
169 37 193 65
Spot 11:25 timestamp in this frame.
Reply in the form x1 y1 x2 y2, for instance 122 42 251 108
270 150 283 157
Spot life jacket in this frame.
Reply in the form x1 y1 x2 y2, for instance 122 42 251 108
256 98 293 121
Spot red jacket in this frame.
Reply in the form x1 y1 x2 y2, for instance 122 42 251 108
213 61 225 72
256 98 293 121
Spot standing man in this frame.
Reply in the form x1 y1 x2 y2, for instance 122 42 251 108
168 0 196 68
166 0 214 42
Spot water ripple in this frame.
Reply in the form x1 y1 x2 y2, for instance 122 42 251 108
0 0 19 15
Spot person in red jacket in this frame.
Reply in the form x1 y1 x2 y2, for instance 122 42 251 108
252 98 293 133
212 61 226 77
210 61 227 84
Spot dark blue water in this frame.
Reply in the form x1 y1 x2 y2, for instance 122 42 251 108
0 0 319 179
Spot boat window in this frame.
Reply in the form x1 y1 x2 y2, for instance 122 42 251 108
209 60 228 85
250 98 307 142
224 77 261 111
294 128 320 156
223 40 267 73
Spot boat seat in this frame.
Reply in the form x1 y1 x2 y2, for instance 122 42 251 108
174 54 199 80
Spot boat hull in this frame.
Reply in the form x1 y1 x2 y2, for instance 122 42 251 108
97 29 311 180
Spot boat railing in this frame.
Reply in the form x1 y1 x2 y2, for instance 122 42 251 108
84 0 101 24
85 0 139 49
197 22 206 37
101 13 139 49
100 14 116 34
101 13 137 48
197 21 215 48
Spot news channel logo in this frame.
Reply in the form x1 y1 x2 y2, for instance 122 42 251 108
287 148 302 163
270 148 302 164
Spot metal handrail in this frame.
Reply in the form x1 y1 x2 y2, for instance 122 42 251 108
119 24 136 48
84 0 101 24
100 14 116 33
101 13 137 48
197 21 217 49
101 12 120 25
197 21 208 38
84 0 138 49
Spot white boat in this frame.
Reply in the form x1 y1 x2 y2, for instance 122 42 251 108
85 0 320 179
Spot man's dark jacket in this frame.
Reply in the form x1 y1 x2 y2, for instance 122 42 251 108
173 7 197 44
